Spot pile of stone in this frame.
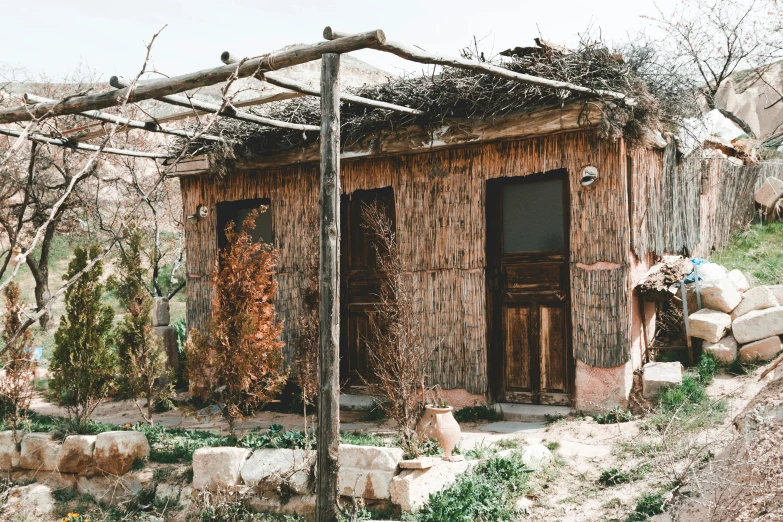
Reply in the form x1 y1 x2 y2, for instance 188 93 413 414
190 441 553 516
0 430 151 507
688 269 783 365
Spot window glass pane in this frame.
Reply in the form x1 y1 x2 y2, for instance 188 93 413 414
502 179 565 252
216 199 272 251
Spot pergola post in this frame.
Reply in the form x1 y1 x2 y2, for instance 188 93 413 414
316 52 341 522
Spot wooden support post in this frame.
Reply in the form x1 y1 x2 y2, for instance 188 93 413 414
316 53 341 522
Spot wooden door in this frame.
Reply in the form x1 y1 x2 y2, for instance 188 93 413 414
487 171 572 405
340 187 395 388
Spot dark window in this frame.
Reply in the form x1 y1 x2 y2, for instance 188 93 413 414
216 198 272 251
502 179 565 253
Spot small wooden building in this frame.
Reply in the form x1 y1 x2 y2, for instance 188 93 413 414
172 53 767 411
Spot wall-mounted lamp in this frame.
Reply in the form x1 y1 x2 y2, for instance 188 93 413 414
580 166 599 187
187 204 210 220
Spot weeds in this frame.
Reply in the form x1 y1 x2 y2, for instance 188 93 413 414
710 221 783 285
594 407 634 425
626 491 666 521
453 405 502 423
598 464 651 487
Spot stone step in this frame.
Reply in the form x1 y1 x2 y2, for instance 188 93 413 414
339 394 376 412
493 403 572 423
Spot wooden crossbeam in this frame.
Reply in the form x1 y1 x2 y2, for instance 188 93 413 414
0 29 386 124
221 52 423 115
62 91 305 142
323 27 634 105
110 76 319 132
24 94 226 142
0 127 172 159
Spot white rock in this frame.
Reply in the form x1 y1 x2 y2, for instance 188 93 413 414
57 435 96 474
77 469 151 506
0 431 20 470
241 449 313 495
689 309 732 343
733 306 783 344
94 431 150 476
19 433 60 471
694 263 728 282
728 270 751 293
642 362 683 399
390 459 473 512
754 177 783 208
192 447 250 491
731 286 779 320
739 336 782 363
519 444 554 469
726 268 750 292
703 335 739 364
155 483 182 505
0 484 55 519
769 285 783 305
338 444 404 471
699 278 742 313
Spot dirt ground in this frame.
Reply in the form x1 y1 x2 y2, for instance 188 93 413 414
28 365 777 522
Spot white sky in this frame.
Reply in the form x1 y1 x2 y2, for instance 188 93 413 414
2 0 678 81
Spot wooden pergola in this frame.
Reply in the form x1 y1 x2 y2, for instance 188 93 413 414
0 27 633 522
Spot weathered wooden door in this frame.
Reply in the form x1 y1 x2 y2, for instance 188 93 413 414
340 187 395 388
487 171 572 405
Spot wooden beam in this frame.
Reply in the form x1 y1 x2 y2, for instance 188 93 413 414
221 51 423 115
0 30 386 124
24 94 225 142
323 27 634 105
0 127 172 159
110 76 320 132
62 90 306 142
315 52 341 522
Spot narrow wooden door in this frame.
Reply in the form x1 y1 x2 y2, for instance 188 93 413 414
487 171 572 405
340 187 395 388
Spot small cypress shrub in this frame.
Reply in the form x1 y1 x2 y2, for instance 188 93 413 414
111 226 169 424
49 245 115 426
186 208 287 436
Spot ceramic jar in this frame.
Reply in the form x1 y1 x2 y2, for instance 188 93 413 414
416 405 461 458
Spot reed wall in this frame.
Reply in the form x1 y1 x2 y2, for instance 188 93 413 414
181 129 633 393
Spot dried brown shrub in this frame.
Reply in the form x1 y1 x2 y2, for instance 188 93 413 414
294 218 319 408
186 208 287 435
360 201 430 457
0 282 36 432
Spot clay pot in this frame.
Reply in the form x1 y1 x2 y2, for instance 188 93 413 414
416 405 442 440
434 407 461 459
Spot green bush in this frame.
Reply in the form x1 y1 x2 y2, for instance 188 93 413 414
626 491 665 521
453 405 502 423
696 353 718 384
594 407 634 424
49 245 115 426
657 375 707 413
599 464 650 487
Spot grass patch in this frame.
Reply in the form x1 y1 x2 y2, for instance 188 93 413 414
710 221 783 285
414 453 533 522
594 407 634 425
453 405 502 423
626 491 666 521
598 464 651 487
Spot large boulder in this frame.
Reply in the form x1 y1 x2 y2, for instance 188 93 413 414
754 177 783 209
57 435 96 474
769 285 783 305
19 433 60 471
727 270 751 293
390 459 474 512
246 494 316 517
699 279 742 313
192 447 251 491
0 483 55 519
338 444 404 500
703 335 739 364
642 362 683 399
0 431 20 470
731 286 779 320
241 448 313 495
689 309 732 343
733 306 783 344
739 336 782 363
94 431 150 476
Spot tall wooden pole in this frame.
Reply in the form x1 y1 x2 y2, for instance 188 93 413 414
316 52 341 522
